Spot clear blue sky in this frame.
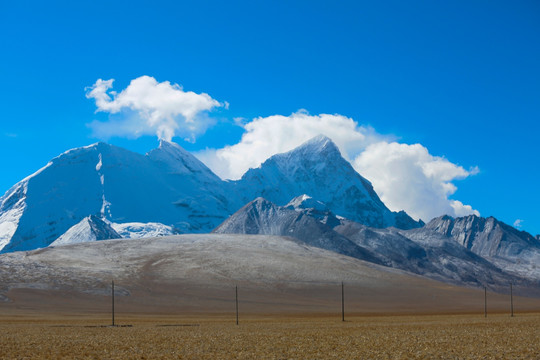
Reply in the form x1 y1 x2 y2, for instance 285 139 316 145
1 1 539 235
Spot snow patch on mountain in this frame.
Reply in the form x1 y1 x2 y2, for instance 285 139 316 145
285 194 341 227
286 194 328 212
0 141 233 253
111 222 177 239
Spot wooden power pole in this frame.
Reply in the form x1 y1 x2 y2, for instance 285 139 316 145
484 286 487 318
341 282 345 322
235 285 239 326
112 280 115 326
510 283 514 317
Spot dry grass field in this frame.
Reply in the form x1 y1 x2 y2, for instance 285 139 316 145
1 312 540 359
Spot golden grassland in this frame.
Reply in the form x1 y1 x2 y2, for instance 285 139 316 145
1 313 540 359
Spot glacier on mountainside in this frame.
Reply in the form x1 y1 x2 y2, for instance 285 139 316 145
111 221 178 239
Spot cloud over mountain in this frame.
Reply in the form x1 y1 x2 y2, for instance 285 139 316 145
353 142 479 222
86 76 224 141
196 110 388 180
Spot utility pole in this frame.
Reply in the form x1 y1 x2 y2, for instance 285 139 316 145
484 286 487 318
235 285 239 326
510 283 514 317
112 280 115 326
341 282 345 322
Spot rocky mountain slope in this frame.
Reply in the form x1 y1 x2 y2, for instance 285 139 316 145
423 215 540 279
216 196 540 291
213 197 381 265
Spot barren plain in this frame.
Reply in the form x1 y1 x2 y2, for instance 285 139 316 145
1 313 540 359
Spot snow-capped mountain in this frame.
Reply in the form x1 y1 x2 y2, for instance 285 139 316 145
0 136 422 253
0 140 232 253
234 135 422 229
50 215 121 246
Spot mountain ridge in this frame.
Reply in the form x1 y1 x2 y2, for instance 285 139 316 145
0 136 421 253
215 195 538 290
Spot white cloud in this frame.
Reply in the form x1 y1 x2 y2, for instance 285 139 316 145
353 142 479 222
513 219 523 229
197 110 389 180
86 76 223 141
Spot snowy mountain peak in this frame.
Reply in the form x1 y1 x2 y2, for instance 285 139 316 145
272 134 342 165
147 140 219 178
297 134 336 152
50 215 120 246
54 141 112 160
237 136 422 230
157 139 188 153
249 197 278 211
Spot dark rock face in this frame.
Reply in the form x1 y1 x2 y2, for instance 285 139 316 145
425 215 540 259
214 196 538 291
213 197 382 265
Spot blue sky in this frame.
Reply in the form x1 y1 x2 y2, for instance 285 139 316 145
1 1 539 235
